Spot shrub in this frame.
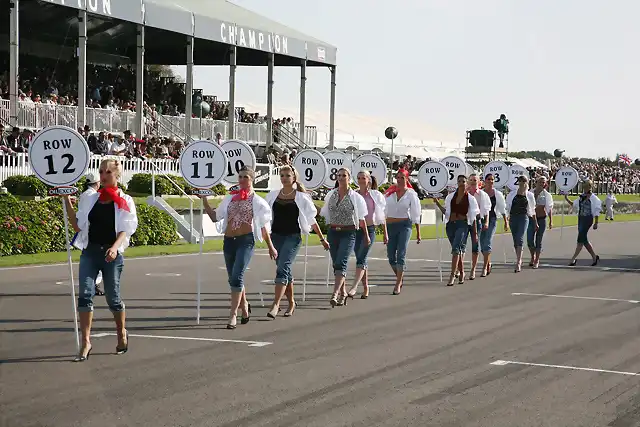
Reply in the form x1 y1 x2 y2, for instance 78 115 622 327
129 204 178 246
378 183 391 193
2 175 49 197
127 173 173 195
212 184 227 196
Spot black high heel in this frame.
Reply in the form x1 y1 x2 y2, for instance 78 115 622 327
569 259 577 266
591 255 600 266
74 345 92 362
116 330 128 355
241 303 251 324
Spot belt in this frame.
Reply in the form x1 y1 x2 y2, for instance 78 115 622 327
330 225 356 231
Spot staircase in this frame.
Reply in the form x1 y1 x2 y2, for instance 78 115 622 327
275 124 310 153
146 195 201 244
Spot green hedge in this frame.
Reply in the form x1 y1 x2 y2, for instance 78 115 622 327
127 173 226 196
0 194 177 256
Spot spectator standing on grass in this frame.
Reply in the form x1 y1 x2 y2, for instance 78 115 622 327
63 159 138 362
605 191 617 220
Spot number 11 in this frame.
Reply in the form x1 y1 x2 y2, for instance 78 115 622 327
191 162 214 179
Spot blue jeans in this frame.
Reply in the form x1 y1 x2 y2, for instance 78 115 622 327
327 228 356 277
527 217 547 252
223 233 255 291
78 243 125 313
387 219 412 272
272 233 302 285
446 220 469 255
480 216 497 253
354 225 376 269
469 218 483 253
509 214 529 248
577 215 593 244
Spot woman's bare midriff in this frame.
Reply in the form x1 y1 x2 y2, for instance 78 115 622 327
386 217 407 223
365 218 375 226
535 205 546 218
225 223 253 237
449 213 467 221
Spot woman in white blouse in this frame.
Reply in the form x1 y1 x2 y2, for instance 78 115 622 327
64 159 138 362
466 174 492 279
264 165 329 319
320 168 369 307
347 170 387 299
506 175 537 272
202 166 278 329
564 179 601 266
479 173 508 277
384 169 422 295
527 175 554 268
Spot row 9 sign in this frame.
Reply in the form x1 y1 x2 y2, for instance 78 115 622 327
292 149 328 190
220 139 256 185
28 125 90 188
179 140 228 189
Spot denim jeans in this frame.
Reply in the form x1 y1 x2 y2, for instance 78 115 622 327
78 243 125 313
446 220 469 255
577 215 593 244
480 216 497 253
272 233 302 285
386 219 412 272
509 214 529 248
327 228 356 277
469 217 483 253
354 225 376 269
527 217 547 252
223 233 255 291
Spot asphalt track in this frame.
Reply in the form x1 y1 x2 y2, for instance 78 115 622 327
2 221 639 427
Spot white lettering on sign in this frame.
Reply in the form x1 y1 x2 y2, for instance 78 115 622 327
43 0 112 15
219 22 288 54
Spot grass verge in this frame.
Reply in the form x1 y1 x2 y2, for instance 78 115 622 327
2 214 639 268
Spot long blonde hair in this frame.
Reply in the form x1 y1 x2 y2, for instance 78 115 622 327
280 164 307 193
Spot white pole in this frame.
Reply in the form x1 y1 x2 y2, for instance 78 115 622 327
437 215 443 282
61 199 80 355
561 198 565 240
325 251 331 288
196 197 204 324
503 216 508 264
303 234 308 302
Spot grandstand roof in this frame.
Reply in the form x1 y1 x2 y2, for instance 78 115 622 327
4 0 336 67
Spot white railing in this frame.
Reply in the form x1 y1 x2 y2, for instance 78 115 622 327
0 100 318 147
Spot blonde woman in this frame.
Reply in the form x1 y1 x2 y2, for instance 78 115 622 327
64 159 138 362
466 174 492 279
479 173 508 276
320 168 368 307
202 166 277 329
264 165 329 319
528 175 554 268
384 168 421 295
565 179 601 266
347 170 387 299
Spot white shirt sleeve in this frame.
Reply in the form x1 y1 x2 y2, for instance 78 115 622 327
466 194 480 225
370 190 387 225
409 190 422 224
296 192 319 233
320 189 334 221
116 193 138 237
526 192 537 217
591 194 602 216
351 190 367 222
252 195 273 240
494 190 507 216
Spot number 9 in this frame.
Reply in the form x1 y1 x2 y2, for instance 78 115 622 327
305 168 313 181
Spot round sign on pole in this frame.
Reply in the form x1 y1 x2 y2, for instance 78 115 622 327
323 150 353 187
555 166 579 193
440 156 467 189
351 154 388 185
506 163 529 191
465 162 475 178
483 161 510 190
28 125 90 188
179 140 228 189
417 161 448 195
220 139 256 185
293 149 328 190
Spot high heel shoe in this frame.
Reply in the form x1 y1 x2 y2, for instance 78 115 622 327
227 314 237 329
116 330 128 355
74 344 92 362
284 301 296 317
591 255 600 266
458 273 465 285
267 304 280 319
569 259 577 266
487 263 492 275
447 273 455 286
330 292 339 307
241 303 251 324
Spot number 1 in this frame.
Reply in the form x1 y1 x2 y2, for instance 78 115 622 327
563 177 568 186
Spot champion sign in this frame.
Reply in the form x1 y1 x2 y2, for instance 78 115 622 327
220 23 289 55
42 0 113 15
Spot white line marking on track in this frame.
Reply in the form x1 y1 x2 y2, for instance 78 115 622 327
512 292 639 304
490 360 640 376
91 332 272 347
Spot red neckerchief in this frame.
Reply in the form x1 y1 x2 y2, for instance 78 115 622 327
230 188 251 201
385 169 413 196
97 186 130 212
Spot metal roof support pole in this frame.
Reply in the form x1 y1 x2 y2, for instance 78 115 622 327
135 24 145 138
299 59 306 146
9 0 19 127
185 36 194 140
329 65 336 150
228 46 236 140
266 52 274 148
77 9 87 129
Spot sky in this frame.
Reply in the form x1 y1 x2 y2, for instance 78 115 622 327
174 0 640 160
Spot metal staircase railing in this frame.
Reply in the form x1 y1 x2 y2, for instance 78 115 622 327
146 106 193 143
275 124 310 151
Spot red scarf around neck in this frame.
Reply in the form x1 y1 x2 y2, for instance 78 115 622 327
385 169 413 196
97 186 130 212
230 188 252 201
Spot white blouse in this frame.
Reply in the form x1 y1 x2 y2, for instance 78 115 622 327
320 188 367 224
470 189 492 218
533 188 554 215
364 189 387 225
506 190 537 217
73 190 138 253
384 188 422 224
484 189 507 217
215 193 272 242
572 193 602 217
265 190 318 235
443 192 480 225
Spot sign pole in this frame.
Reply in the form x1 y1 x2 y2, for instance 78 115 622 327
61 199 80 354
561 199 565 240
437 213 443 282
325 254 331 288
196 196 204 324
302 233 308 302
